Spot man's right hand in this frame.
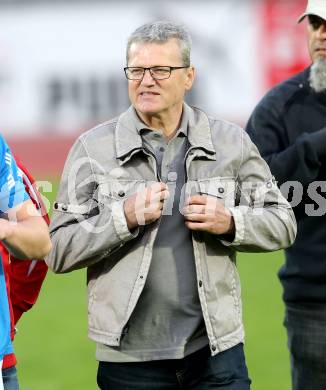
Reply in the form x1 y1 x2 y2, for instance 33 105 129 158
123 182 169 230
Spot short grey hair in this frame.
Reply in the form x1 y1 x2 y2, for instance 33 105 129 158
126 21 192 66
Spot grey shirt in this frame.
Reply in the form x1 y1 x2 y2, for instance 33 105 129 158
96 109 208 362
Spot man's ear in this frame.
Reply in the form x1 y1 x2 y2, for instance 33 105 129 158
185 66 195 91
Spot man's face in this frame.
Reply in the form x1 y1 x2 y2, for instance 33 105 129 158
127 39 195 119
308 15 326 62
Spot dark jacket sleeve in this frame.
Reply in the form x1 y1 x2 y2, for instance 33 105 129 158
245 92 324 187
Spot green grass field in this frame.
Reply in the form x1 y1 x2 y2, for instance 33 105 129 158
14 181 291 390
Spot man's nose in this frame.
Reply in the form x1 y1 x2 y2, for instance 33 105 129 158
141 69 156 85
316 24 326 39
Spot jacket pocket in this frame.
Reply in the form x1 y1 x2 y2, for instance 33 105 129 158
97 179 147 202
197 177 236 208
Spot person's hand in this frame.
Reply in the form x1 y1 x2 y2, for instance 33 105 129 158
183 195 235 235
123 182 169 230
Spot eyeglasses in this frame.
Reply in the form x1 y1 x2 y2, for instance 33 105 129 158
124 66 189 80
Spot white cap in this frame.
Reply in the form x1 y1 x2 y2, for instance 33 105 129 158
298 0 326 23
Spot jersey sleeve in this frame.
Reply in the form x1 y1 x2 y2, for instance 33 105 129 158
0 135 29 213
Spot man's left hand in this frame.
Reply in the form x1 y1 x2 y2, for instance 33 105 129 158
183 195 235 236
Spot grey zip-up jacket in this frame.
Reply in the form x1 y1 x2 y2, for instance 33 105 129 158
46 104 296 355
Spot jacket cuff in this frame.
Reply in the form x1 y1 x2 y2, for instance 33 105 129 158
220 207 245 246
111 201 139 242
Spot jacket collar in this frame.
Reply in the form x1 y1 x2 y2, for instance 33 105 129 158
185 104 215 154
115 103 215 164
115 106 143 161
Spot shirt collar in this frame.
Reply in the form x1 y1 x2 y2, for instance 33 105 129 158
115 103 215 162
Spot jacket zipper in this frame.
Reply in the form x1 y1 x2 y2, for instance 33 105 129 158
183 144 215 348
184 143 195 183
142 146 164 226
118 147 163 339
142 147 161 182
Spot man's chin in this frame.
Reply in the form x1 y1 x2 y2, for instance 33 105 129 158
310 57 326 93
314 54 326 63
136 104 162 116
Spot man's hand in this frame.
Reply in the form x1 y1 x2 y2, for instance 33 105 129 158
123 182 170 230
1 200 52 259
183 195 235 236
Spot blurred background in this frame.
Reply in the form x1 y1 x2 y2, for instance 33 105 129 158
1 0 310 389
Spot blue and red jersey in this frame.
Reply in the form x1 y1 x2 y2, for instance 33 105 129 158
2 148 49 369
0 135 49 366
0 134 29 360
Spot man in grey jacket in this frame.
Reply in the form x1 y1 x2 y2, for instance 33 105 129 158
46 21 296 390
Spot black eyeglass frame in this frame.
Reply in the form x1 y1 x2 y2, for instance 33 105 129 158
124 66 190 80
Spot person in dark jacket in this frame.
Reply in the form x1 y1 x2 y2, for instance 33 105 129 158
246 1 326 389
